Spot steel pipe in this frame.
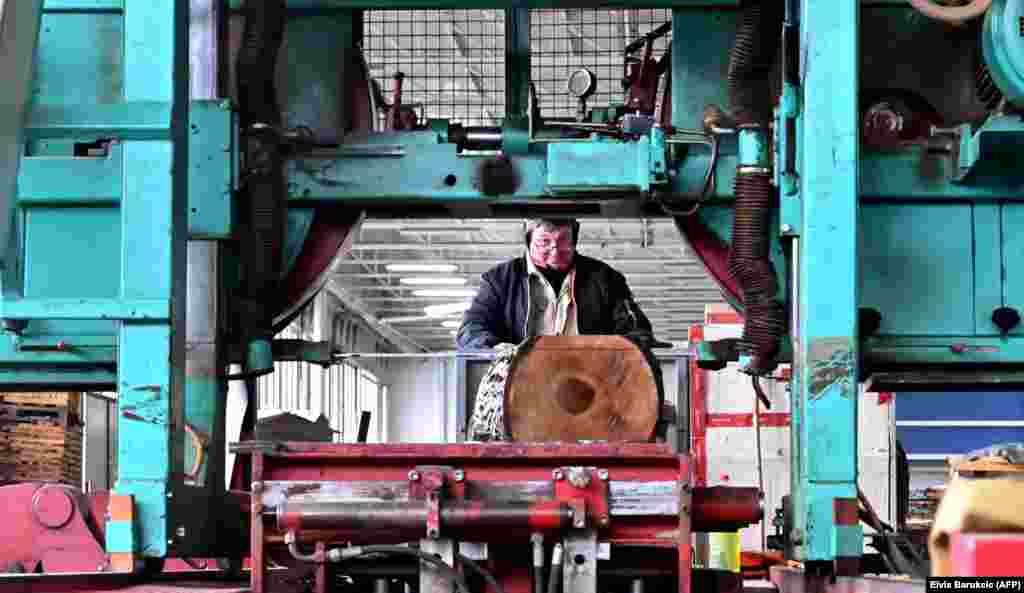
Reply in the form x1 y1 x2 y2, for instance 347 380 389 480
278 499 572 534
691 486 763 532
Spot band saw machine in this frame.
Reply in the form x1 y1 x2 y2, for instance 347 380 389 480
2 0 1024 591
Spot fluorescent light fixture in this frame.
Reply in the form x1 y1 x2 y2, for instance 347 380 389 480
386 263 457 273
424 302 471 317
441 320 460 328
414 288 477 298
399 277 467 286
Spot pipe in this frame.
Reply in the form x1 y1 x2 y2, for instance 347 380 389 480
532 533 545 593
450 126 504 151
278 499 573 534
546 543 563 593
691 486 763 532
727 0 785 375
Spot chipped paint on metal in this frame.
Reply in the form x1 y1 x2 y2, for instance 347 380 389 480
808 338 855 400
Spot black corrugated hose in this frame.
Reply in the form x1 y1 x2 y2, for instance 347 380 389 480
727 0 786 375
236 0 288 361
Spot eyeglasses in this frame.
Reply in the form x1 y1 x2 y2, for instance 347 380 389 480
532 237 573 251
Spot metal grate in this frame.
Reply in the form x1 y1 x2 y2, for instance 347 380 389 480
363 10 506 127
530 9 672 119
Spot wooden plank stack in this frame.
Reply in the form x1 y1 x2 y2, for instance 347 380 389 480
0 392 82 485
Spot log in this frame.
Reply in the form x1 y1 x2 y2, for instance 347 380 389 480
505 336 659 442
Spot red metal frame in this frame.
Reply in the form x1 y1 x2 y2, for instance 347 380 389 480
244 442 697 593
949 532 1024 576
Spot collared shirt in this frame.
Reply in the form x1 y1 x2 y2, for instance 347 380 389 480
525 256 578 338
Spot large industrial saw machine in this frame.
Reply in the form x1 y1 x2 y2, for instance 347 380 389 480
2 0 1024 591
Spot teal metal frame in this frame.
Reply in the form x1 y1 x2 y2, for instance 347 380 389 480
6 0 1024 580
791 0 862 566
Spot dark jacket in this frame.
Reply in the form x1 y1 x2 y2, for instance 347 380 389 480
456 255 656 350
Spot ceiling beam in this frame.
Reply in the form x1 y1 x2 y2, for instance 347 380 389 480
325 280 428 354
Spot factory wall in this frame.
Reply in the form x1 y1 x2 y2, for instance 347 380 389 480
251 290 401 443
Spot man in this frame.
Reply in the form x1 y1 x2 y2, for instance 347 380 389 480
456 218 659 350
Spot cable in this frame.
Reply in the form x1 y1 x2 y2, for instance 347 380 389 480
753 377 766 553
751 376 772 409
350 546 472 593
286 538 471 593
658 133 720 216
459 554 506 593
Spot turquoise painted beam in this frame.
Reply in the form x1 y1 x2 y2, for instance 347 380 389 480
26 103 173 141
793 0 862 568
0 0 43 277
43 0 122 11
111 0 189 560
18 143 123 205
0 298 170 320
0 367 116 387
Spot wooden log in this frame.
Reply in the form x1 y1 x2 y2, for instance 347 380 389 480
504 336 660 443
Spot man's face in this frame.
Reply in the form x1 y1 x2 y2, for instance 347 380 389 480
529 225 575 271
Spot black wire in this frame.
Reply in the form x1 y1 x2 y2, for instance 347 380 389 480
658 134 720 216
751 375 772 409
354 546 472 593
459 554 506 593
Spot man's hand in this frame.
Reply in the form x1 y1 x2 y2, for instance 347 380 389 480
494 342 517 355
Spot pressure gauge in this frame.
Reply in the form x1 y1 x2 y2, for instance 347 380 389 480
566 68 597 101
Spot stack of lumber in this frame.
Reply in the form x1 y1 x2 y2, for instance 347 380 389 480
0 392 82 485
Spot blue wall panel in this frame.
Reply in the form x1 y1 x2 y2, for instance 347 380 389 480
896 391 1024 457
896 391 1024 421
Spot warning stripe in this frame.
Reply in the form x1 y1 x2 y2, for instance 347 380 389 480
706 412 791 428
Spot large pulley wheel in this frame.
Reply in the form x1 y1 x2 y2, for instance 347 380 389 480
504 336 661 443
228 14 376 328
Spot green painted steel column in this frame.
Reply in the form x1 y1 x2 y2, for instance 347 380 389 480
114 0 188 559
792 0 862 573
504 5 530 119
0 1 43 272
790 0 864 573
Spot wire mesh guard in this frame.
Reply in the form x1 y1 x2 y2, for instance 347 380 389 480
363 10 506 127
361 9 672 126
531 9 671 118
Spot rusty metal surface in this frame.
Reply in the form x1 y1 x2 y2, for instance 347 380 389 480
234 441 678 461
260 479 680 516
506 336 660 442
249 447 696 593
691 486 762 531
770 567 925 593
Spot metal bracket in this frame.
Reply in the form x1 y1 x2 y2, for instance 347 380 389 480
948 115 1024 184
563 529 599 593
554 467 609 529
409 466 452 540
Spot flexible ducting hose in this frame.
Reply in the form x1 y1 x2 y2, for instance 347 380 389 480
727 0 785 375
236 0 288 368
